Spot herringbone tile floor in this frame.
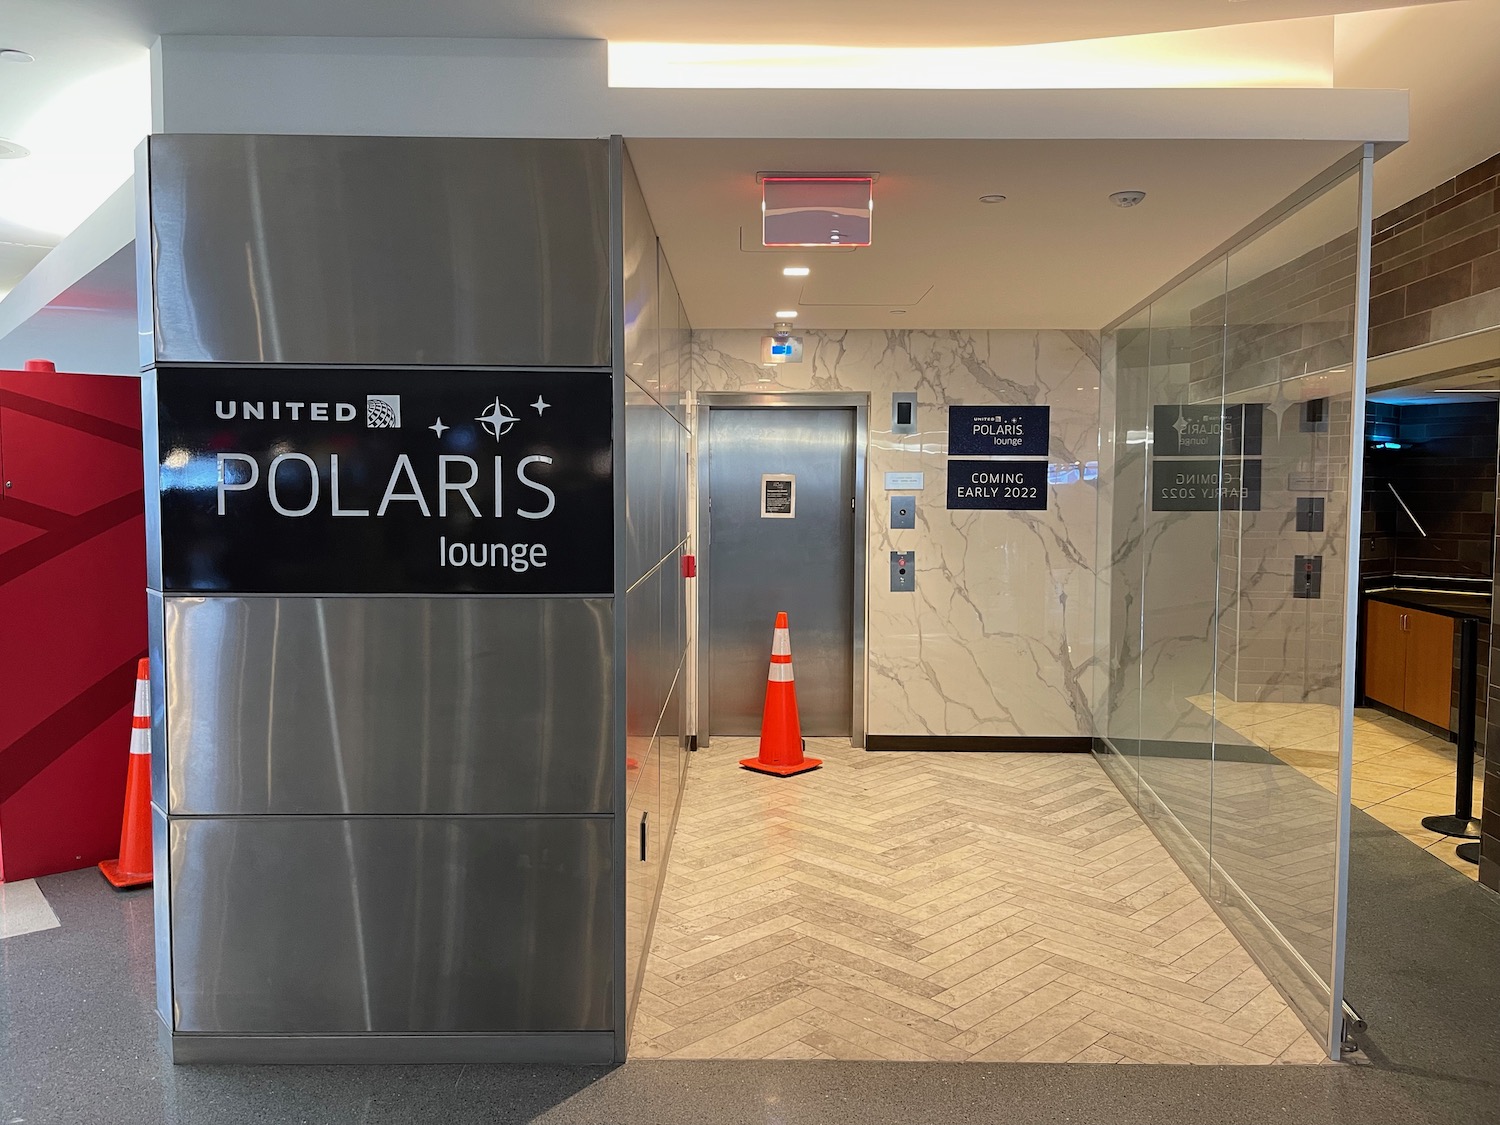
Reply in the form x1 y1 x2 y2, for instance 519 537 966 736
631 739 1326 1064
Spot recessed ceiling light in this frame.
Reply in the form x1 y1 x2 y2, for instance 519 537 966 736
979 194 1008 203
1110 190 1147 208
783 266 811 276
0 139 31 160
0 48 34 64
775 310 798 318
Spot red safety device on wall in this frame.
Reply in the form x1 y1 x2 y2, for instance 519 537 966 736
681 554 696 578
0 362 147 883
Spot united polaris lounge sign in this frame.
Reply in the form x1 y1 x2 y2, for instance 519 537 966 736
156 366 613 594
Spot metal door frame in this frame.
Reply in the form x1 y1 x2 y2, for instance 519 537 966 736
695 392 869 748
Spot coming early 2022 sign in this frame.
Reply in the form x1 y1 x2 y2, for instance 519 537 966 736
946 405 1051 511
154 365 613 594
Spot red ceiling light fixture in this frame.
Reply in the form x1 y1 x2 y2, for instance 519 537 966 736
760 173 876 248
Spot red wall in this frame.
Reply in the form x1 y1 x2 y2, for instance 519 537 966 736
0 366 146 883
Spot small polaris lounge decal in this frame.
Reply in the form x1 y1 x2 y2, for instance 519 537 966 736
156 366 613 594
946 460 1048 511
948 405 1050 458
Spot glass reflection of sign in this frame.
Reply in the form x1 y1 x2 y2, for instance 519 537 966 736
1150 458 1262 512
763 177 873 247
1151 403 1263 457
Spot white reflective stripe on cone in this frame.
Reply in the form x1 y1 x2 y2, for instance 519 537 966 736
129 727 151 755
767 662 795 682
133 676 150 717
772 629 791 656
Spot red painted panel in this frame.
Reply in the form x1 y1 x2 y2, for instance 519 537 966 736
0 704 132 882
0 407 143 515
0 368 146 882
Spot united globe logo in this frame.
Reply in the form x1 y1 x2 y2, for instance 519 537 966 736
366 395 402 428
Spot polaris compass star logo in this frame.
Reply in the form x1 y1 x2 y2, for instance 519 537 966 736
476 398 520 440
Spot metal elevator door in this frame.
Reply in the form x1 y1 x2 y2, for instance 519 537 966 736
705 407 856 737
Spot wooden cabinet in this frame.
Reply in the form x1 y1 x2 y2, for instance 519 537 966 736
1363 599 1455 729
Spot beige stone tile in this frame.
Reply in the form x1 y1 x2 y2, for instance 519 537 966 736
1374 788 1460 815
1068 1035 1125 1063
948 981 1081 1055
632 742 1319 1064
1350 760 1454 789
663 996 814 1059
969 1001 1096 1063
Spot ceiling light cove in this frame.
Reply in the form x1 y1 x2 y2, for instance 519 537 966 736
608 25 1333 90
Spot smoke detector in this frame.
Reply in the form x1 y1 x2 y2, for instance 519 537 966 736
1110 190 1147 208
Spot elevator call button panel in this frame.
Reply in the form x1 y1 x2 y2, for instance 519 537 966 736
890 550 916 592
890 495 916 529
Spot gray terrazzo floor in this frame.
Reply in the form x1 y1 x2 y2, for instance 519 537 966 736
1 806 1497 1125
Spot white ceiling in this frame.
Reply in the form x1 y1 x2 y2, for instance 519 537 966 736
0 0 1442 49
1 0 1497 326
629 138 1362 328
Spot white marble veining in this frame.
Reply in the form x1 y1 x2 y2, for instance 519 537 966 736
691 329 1101 738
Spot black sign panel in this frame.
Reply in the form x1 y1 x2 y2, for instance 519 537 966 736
1150 458 1262 512
156 366 613 594
948 405 1050 457
1152 403 1263 457
946 460 1049 510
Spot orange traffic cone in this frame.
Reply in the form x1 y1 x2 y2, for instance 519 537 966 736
99 659 153 889
740 612 822 777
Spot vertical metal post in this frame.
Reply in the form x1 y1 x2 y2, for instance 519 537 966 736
1422 616 1482 837
1328 142 1375 1059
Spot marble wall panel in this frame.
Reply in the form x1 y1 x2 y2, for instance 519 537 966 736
691 329 1101 739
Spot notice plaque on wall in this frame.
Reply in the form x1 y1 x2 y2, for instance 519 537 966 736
155 365 614 594
1151 403 1264 457
948 406 1050 457
761 474 796 518
1150 458 1262 512
946 460 1048 511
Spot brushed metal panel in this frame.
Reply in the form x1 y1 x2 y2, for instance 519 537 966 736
146 135 610 368
624 383 664 589
169 1031 615 1065
151 806 172 1027
165 597 613 815
147 588 168 808
140 367 162 591
621 145 662 409
625 568 662 739
705 407 856 736
170 816 613 1033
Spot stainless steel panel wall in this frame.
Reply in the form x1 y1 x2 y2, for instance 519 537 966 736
706 408 856 736
144 135 611 368
618 147 692 1031
164 596 613 816
169 816 613 1033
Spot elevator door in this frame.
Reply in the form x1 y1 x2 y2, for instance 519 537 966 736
705 407 856 737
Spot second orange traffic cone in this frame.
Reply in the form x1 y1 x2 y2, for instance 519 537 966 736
740 612 822 777
99 659 153 890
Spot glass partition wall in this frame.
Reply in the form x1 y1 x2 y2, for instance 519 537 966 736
1096 148 1372 1058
